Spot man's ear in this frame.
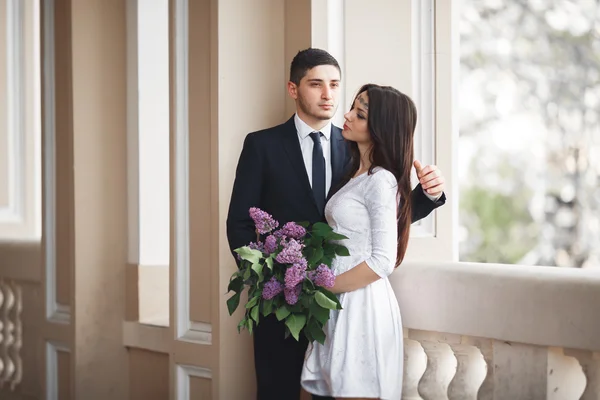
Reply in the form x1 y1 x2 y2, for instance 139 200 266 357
287 81 298 100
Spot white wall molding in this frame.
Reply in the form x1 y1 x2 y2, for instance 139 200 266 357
42 0 69 325
173 0 211 345
45 340 69 400
47 304 70 325
176 364 212 400
409 0 436 238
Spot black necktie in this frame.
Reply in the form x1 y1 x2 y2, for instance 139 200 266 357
309 131 326 213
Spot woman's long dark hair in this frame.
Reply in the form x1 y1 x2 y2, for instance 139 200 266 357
345 84 417 266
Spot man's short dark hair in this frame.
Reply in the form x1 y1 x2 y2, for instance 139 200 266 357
289 48 341 85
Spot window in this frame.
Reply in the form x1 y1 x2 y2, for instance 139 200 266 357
458 0 600 267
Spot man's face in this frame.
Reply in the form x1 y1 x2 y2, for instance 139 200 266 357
288 65 341 128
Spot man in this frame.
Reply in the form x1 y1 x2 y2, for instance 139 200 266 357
226 48 446 400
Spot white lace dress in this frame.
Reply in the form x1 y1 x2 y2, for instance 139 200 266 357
301 167 404 399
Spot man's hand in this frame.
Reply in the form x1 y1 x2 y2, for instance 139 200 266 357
414 160 445 198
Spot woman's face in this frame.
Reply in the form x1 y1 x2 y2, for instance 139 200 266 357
342 91 371 145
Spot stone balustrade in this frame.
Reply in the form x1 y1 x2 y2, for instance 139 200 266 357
393 262 600 400
0 279 22 390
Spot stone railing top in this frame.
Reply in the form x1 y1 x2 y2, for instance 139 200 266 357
390 262 600 352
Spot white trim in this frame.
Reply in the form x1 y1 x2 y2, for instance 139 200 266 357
45 341 70 400
410 0 436 238
173 0 211 345
0 0 25 224
179 321 212 344
126 0 140 264
48 303 71 324
176 364 212 400
42 0 68 325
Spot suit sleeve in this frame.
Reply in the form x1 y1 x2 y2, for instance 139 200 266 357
226 134 263 257
409 184 446 223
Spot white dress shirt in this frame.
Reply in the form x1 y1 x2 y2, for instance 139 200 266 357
294 113 333 196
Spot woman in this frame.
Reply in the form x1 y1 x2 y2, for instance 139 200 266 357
301 84 415 400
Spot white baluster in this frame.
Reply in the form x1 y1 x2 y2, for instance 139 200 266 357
418 341 457 400
447 343 487 400
8 281 23 389
403 339 427 400
565 349 600 400
547 347 586 400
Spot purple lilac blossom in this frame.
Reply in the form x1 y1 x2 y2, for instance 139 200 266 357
280 222 307 240
284 284 302 305
284 260 307 288
248 241 264 252
249 207 279 235
275 238 304 264
263 235 278 254
262 277 284 300
313 264 335 288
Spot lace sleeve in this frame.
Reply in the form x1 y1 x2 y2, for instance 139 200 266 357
363 170 399 278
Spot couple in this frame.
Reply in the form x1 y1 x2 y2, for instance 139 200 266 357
226 48 446 400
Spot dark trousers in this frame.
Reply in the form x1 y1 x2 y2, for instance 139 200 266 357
254 315 334 400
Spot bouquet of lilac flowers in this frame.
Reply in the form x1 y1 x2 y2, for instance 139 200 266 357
226 207 349 344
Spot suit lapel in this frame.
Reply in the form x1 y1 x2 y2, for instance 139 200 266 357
280 117 319 211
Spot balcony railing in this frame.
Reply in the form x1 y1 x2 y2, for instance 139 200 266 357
392 262 600 400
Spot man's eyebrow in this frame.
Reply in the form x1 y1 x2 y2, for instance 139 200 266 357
306 79 341 83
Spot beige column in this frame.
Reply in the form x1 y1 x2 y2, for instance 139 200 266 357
70 0 129 397
44 0 129 398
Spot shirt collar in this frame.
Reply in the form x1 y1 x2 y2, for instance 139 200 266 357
294 113 332 141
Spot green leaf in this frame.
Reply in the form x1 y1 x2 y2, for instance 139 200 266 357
245 295 259 309
251 263 264 282
237 318 246 333
320 256 333 267
285 314 307 341
309 301 330 325
234 246 263 264
247 319 254 335
307 320 326 345
312 222 333 234
320 289 343 310
243 267 251 281
227 276 244 293
250 305 260 323
327 232 349 241
297 221 310 228
275 305 291 321
310 236 324 248
265 256 274 271
227 292 241 315
308 247 324 266
262 298 274 317
335 245 350 257
315 291 338 310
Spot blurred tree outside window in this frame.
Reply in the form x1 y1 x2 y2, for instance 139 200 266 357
459 0 600 267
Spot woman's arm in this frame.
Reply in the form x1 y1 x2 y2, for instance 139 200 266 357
330 170 399 294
